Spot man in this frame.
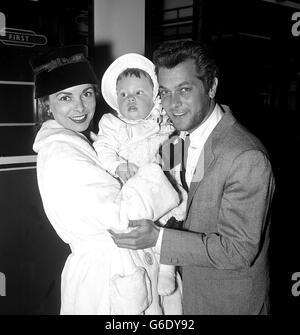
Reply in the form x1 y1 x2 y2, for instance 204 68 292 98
109 40 275 315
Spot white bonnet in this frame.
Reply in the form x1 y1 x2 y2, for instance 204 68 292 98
101 53 159 112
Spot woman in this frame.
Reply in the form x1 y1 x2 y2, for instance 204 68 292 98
31 45 182 315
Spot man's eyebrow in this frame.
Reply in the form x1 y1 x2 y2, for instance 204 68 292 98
82 86 94 93
159 81 191 89
177 81 191 87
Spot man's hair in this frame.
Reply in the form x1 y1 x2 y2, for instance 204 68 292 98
116 68 154 88
153 40 219 92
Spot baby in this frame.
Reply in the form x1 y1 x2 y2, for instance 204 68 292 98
93 53 185 297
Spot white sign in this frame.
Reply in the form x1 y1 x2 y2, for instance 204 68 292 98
0 27 47 47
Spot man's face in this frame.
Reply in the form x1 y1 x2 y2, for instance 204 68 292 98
158 59 216 132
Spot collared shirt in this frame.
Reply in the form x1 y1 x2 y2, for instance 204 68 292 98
180 103 224 187
154 103 224 255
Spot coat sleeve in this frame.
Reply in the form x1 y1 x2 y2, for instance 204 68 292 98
160 149 275 270
38 141 126 242
93 113 127 175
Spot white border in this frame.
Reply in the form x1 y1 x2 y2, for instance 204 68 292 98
0 123 36 126
0 80 34 85
0 166 36 172
0 155 37 165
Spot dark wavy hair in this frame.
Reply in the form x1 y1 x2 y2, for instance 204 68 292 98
153 40 219 93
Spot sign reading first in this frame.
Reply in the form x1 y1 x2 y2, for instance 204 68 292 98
0 27 47 47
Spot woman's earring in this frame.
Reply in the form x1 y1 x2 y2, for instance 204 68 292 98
47 109 52 117
209 89 215 99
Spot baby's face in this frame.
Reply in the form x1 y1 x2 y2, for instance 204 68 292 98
116 75 154 120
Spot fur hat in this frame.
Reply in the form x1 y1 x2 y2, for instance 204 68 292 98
30 45 99 98
101 53 158 112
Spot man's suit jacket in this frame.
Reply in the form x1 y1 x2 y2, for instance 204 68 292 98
160 107 275 315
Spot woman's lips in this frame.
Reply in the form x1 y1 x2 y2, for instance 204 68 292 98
69 114 88 123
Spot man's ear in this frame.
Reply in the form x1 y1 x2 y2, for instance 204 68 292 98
209 77 218 99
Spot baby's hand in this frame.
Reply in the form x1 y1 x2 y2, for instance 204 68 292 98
89 131 99 142
116 162 139 183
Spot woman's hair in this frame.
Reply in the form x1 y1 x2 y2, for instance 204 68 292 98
37 95 52 123
153 40 219 93
116 68 154 88
36 84 100 124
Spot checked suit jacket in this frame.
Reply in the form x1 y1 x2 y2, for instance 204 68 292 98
160 106 275 315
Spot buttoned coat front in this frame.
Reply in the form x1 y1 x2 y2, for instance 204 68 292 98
33 120 182 315
160 108 275 314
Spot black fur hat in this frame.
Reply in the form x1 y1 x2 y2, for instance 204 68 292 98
30 45 99 98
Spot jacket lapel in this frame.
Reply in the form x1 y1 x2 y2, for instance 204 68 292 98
185 136 214 214
185 107 236 216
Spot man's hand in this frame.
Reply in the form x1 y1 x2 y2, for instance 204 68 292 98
109 219 160 250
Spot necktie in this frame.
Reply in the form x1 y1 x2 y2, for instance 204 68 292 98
180 134 190 192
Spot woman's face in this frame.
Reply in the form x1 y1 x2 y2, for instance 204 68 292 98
48 84 96 132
